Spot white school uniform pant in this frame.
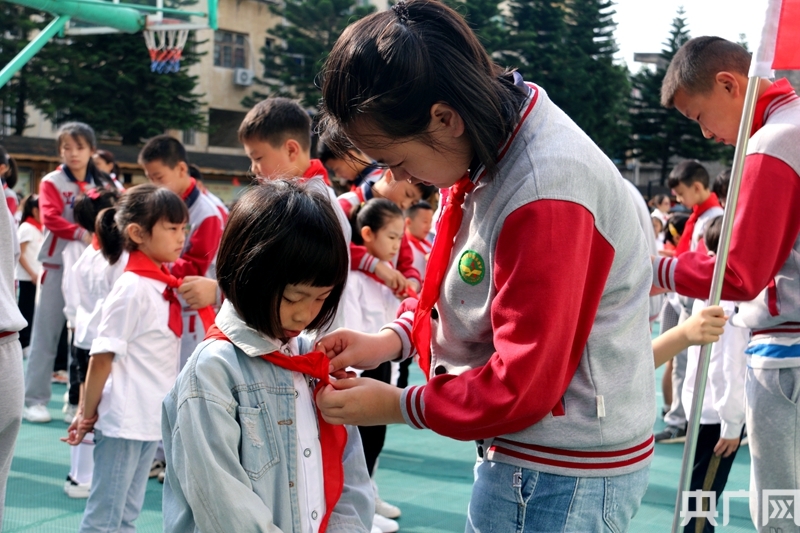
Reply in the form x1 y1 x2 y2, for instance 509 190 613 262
24 265 66 407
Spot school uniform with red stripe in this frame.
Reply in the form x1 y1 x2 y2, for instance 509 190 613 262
384 81 656 478
652 79 800 368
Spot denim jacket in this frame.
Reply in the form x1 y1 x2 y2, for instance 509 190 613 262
162 300 373 533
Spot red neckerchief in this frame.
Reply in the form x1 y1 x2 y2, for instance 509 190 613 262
58 164 90 193
124 250 216 336
22 216 42 232
91 233 100 251
354 186 366 205
181 178 197 202
204 324 346 533
363 267 418 299
405 232 432 256
674 193 722 257
411 85 539 379
751 78 799 135
302 159 332 187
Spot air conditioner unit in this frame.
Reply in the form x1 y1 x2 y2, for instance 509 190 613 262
234 68 255 87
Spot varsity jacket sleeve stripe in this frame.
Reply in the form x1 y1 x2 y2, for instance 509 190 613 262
40 180 83 240
382 311 416 363
350 243 378 273
652 154 800 301
401 200 615 440
170 216 223 279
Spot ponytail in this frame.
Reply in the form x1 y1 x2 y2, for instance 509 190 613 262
96 207 123 265
74 188 121 233
349 202 365 245
350 198 403 246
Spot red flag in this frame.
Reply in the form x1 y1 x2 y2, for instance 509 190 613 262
751 0 800 76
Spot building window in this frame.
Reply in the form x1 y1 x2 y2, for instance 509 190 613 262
183 128 196 146
214 30 247 69
208 108 247 148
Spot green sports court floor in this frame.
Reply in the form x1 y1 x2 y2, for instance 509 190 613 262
3 365 757 532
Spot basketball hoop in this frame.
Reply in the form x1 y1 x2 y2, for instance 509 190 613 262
143 22 189 74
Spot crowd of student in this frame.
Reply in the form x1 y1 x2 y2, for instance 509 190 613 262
0 2 799 533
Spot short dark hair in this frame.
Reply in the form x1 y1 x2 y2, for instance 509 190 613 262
405 200 433 219
96 184 188 265
138 135 189 169
0 145 17 189
661 36 751 108
318 0 528 180
665 213 690 246
668 159 710 190
713 167 731 200
349 198 404 246
73 188 120 233
703 215 724 254
238 97 312 151
216 179 348 339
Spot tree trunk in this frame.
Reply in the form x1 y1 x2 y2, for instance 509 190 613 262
13 72 26 136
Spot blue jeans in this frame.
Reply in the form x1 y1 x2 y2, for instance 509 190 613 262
466 461 650 533
79 430 158 533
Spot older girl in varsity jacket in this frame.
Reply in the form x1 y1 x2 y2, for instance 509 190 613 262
315 2 655 531
23 123 115 424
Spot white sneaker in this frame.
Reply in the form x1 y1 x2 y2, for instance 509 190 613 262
23 405 51 423
371 526 382 533
63 476 91 498
372 514 399 533
63 404 78 424
375 496 401 519
22 346 30 359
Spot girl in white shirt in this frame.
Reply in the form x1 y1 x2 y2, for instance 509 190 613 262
342 198 405 533
60 187 121 498
63 184 188 533
15 195 43 356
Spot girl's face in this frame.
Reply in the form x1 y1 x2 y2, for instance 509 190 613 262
280 284 334 338
32 207 40 223
374 171 422 211
347 103 474 190
130 218 186 264
362 215 404 262
92 154 114 174
651 217 663 237
658 197 671 213
59 136 93 175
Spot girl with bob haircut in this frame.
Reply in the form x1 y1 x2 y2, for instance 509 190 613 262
64 184 188 532
316 1 656 530
162 179 373 533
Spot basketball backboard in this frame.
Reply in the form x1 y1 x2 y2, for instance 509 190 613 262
62 0 216 35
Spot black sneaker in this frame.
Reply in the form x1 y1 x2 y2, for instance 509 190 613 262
655 425 686 444
149 459 166 478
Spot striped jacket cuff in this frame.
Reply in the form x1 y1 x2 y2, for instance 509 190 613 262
400 385 428 430
73 227 87 242
358 253 379 273
653 257 677 292
381 311 416 362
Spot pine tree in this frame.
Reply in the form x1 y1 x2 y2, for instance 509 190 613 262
629 9 727 183
246 0 375 110
442 0 506 56
561 0 630 160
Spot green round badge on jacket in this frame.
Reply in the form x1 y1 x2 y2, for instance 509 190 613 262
458 250 485 285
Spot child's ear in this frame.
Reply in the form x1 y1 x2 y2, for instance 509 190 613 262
177 161 189 178
715 71 741 97
361 226 374 243
127 223 145 245
285 139 301 162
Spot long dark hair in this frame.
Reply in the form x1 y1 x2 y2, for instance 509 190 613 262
73 188 120 233
56 122 113 189
0 145 18 189
19 194 38 224
96 184 187 265
216 179 348 340
318 0 527 180
94 149 121 179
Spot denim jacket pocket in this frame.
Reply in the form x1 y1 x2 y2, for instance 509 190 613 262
237 405 280 480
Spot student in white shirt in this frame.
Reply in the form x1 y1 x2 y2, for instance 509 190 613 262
15 195 43 357
60 187 121 498
63 184 188 533
404 201 433 284
342 198 405 533
680 216 749 533
161 180 372 533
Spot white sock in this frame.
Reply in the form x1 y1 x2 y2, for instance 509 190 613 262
73 432 95 485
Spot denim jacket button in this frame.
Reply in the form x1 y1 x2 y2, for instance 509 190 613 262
311 511 318 520
295 390 299 398
289 481 294 488
303 448 311 458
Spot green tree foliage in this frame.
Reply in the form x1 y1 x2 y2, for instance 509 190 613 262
246 0 375 110
441 0 506 55
629 9 729 183
1 5 204 143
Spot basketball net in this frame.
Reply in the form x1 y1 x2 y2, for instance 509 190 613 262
143 25 189 74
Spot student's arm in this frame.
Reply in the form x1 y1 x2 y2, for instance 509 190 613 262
170 216 223 278
63 352 112 445
400 200 615 440
653 305 727 368
39 180 85 241
327 426 373 533
166 357 284 533
653 154 800 300
396 235 421 290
